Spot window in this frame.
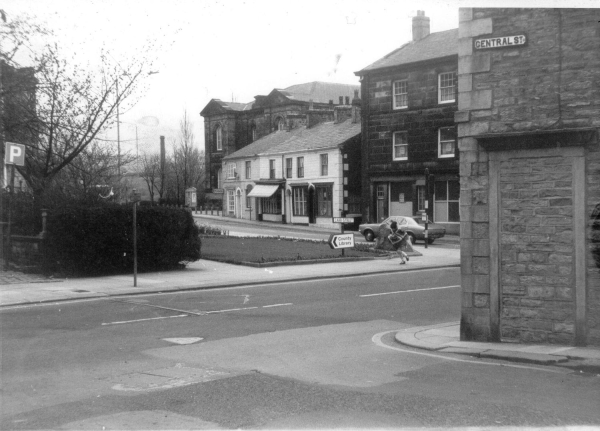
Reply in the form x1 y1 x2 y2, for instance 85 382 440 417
227 163 236 179
293 186 307 216
377 185 385 199
227 189 235 214
438 127 456 158
438 72 456 104
217 168 222 189
320 154 328 176
393 80 408 109
417 186 425 211
316 185 332 217
285 158 292 178
245 161 251 179
251 124 257 142
246 185 253 208
269 159 276 179
216 125 222 151
276 117 284 131
297 157 304 178
262 194 281 214
393 132 408 161
434 180 460 222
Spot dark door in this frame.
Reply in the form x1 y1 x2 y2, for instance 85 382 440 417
308 187 315 224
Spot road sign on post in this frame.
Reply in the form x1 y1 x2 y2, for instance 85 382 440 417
332 217 354 224
4 142 25 166
328 233 355 249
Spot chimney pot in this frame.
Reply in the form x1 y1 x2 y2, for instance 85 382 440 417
339 96 343 105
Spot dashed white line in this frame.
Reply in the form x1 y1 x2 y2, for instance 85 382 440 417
360 285 460 298
205 306 259 314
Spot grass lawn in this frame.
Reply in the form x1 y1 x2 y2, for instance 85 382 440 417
201 236 382 265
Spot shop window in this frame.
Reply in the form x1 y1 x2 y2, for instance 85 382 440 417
316 184 332 217
262 194 281 214
293 186 307 216
434 180 460 222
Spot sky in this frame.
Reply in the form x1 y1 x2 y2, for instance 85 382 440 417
3 0 596 156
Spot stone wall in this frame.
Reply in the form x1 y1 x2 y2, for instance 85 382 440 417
457 7 600 346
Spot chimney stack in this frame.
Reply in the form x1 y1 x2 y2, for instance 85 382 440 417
412 10 430 42
351 89 361 124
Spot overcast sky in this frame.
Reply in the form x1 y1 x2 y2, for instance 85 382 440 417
3 0 596 156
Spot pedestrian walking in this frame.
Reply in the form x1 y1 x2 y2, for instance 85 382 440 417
388 220 409 264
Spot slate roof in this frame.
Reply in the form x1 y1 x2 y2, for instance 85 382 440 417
277 81 360 104
356 28 458 74
223 119 360 160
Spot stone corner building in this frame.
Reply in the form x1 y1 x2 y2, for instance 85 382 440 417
457 8 600 346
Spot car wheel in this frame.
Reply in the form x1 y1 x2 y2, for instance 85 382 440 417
364 230 375 242
427 238 435 244
408 233 417 244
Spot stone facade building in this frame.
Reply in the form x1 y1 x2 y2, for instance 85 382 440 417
200 82 359 207
355 12 460 235
457 8 600 346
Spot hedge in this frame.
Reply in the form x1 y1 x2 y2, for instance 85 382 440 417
46 205 201 275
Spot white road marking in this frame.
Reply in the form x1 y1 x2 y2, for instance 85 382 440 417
372 330 569 374
102 314 188 325
360 285 460 297
111 299 207 316
205 307 259 314
102 303 295 325
162 337 204 345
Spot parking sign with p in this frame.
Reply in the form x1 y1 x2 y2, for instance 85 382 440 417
5 142 25 166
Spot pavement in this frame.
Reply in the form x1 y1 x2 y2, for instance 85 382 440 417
2 213 599 369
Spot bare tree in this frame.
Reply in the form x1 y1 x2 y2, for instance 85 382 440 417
168 111 204 204
1 13 157 205
139 151 161 203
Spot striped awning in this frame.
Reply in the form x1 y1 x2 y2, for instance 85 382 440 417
247 184 279 198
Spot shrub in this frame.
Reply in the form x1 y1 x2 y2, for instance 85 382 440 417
46 204 200 275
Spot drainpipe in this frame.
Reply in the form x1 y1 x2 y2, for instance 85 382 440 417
282 154 286 224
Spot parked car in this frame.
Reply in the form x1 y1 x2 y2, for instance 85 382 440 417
358 216 446 244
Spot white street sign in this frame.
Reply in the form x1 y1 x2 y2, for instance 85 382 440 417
332 217 354 223
328 233 355 249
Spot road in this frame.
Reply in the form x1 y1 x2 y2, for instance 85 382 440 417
2 268 599 429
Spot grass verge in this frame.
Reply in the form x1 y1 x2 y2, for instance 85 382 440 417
201 235 385 265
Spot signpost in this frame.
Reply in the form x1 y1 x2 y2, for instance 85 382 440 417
328 233 355 249
332 216 355 256
131 189 141 287
4 142 26 270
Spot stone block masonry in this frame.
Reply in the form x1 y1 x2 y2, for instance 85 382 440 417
458 7 600 346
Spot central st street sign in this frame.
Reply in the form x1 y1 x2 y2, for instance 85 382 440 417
328 233 355 249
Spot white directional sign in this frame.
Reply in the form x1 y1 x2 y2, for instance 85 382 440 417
5 142 25 166
328 233 355 249
332 217 354 224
